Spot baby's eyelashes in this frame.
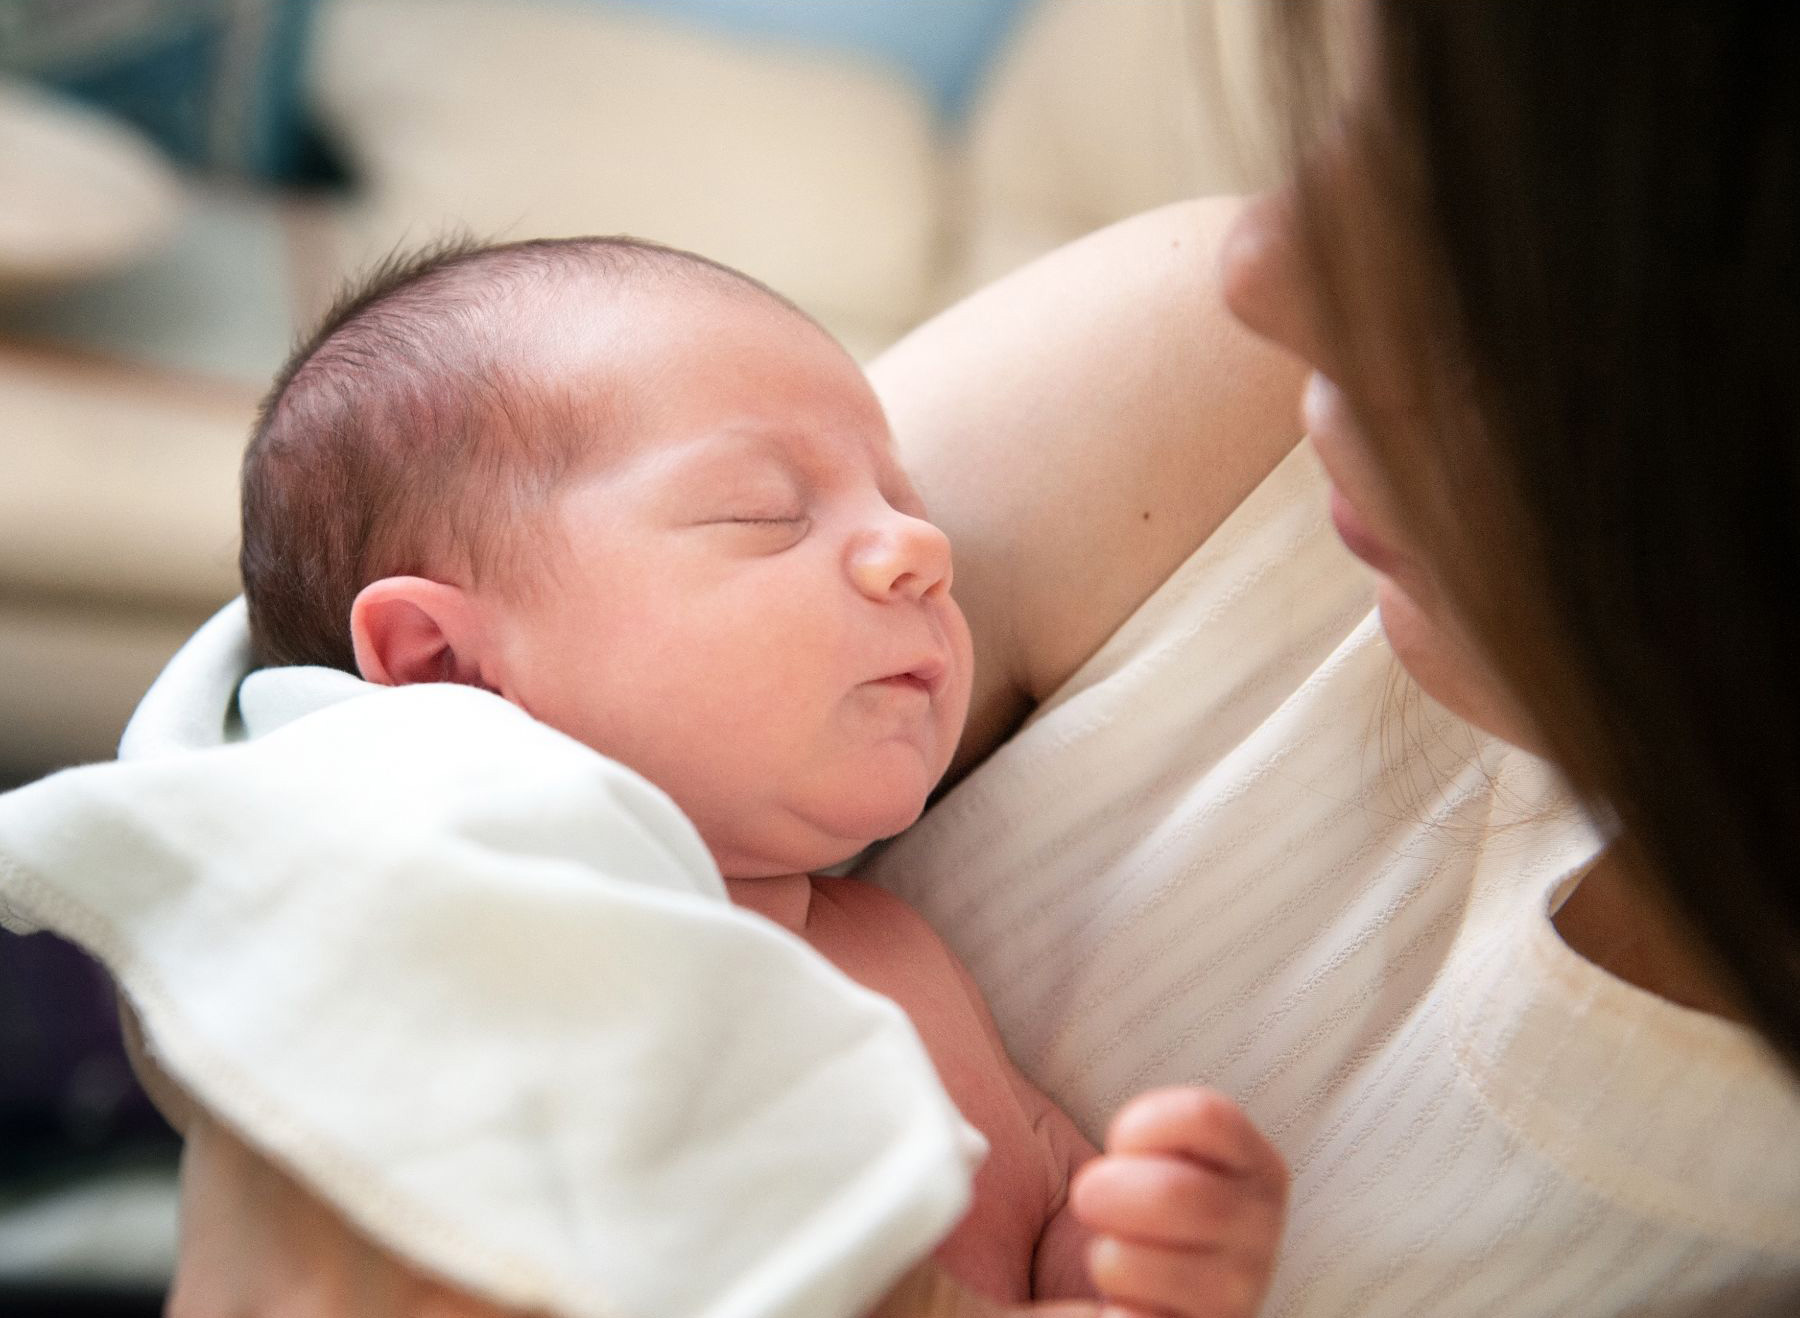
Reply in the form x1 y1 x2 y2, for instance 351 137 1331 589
702 515 812 551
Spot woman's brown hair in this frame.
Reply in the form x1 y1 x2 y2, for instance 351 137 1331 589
1271 3 1799 1067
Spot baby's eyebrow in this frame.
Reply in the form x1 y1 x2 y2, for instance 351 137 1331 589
664 423 898 496
655 432 805 492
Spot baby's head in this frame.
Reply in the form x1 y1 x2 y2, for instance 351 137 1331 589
243 236 972 877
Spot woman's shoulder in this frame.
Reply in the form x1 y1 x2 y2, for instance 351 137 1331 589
871 200 1306 779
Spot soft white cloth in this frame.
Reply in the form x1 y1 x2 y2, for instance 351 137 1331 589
0 600 983 1318
864 441 1800 1315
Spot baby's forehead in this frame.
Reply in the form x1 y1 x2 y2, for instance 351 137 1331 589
624 423 898 490
514 261 791 353
504 275 789 404
531 293 877 431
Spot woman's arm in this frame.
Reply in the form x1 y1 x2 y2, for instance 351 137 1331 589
164 1113 529 1318
163 1114 1084 1318
871 198 1305 779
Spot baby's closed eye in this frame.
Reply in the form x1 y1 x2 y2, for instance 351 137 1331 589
703 513 811 551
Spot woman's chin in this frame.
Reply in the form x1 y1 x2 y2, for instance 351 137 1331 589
1376 578 1537 750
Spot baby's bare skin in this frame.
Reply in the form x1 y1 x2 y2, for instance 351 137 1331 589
726 873 1290 1316
346 258 1289 1316
730 873 1096 1302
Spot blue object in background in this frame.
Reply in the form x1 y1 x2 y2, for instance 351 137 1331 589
0 0 334 185
585 0 1035 119
0 0 1033 180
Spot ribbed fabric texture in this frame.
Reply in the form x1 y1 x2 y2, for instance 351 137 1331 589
863 442 1800 1315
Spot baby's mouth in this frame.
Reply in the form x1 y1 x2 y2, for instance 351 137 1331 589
872 672 933 696
869 654 946 697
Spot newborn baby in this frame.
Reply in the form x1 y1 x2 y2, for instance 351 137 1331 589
239 235 1286 1314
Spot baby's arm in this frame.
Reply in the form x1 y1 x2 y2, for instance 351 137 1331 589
1013 1072 1101 1302
1020 1076 1290 1317
920 912 1287 1315
935 951 1099 1302
1070 1088 1289 1318
940 950 1285 1314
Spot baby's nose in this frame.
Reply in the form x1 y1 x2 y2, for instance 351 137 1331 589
848 513 953 602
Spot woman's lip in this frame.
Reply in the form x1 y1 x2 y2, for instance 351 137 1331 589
1306 375 1412 578
1328 486 1405 576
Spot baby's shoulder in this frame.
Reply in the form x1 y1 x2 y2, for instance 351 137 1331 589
806 874 1020 1072
808 873 942 940
804 874 969 983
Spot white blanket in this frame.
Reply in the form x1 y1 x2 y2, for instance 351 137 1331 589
0 600 983 1318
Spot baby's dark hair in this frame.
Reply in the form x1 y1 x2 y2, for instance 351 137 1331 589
241 234 808 672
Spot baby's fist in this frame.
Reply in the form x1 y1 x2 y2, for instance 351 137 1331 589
1068 1087 1288 1318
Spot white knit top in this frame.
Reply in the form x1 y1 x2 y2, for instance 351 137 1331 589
862 442 1800 1316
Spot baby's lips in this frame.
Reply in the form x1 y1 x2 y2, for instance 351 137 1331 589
907 654 948 690
879 652 948 696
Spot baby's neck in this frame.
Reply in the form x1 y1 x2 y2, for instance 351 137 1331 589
723 872 815 934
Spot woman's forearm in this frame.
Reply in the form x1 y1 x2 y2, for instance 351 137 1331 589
164 1113 528 1318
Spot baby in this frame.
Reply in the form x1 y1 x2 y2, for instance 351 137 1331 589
239 235 1287 1314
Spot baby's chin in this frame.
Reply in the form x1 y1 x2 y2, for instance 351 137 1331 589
708 784 932 879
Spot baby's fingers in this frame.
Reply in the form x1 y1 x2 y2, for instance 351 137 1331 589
1106 1088 1287 1198
1070 1154 1276 1255
1087 1235 1261 1318
1072 1088 1288 1317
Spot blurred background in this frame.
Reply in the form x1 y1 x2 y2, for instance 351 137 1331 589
0 0 1268 1309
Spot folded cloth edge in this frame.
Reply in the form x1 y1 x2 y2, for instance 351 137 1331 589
0 599 982 1318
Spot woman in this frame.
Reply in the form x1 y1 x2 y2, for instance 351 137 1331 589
159 3 1798 1314
864 8 1798 1315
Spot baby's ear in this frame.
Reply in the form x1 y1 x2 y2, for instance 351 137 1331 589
350 577 491 688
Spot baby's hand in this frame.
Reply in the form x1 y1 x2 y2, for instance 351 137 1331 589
1068 1088 1288 1318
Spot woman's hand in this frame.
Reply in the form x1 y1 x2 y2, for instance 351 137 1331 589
166 1112 531 1318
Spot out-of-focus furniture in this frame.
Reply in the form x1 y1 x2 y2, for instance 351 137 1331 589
0 0 1270 778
